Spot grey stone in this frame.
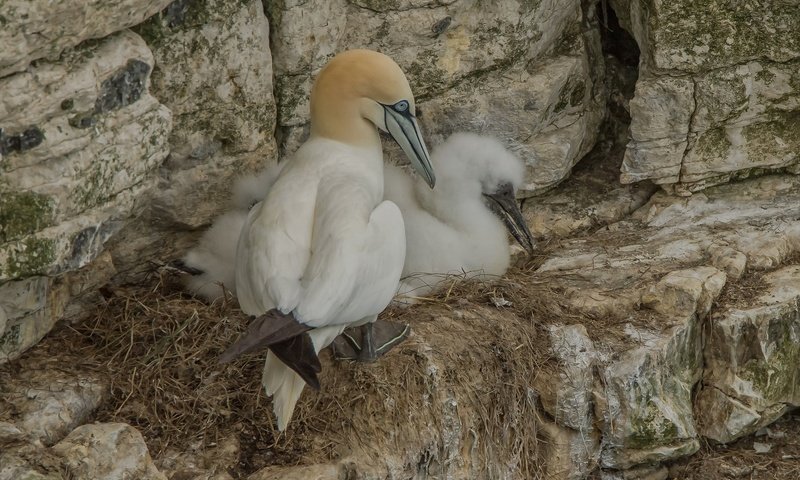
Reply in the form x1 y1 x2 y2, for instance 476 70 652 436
413 51 605 196
53 422 167 480
698 265 800 443
268 0 604 195
613 0 800 192
0 30 172 281
0 0 172 77
1 369 107 445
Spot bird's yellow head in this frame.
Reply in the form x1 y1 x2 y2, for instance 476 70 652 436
310 49 435 188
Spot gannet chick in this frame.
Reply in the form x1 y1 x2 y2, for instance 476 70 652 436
219 49 434 431
180 134 533 303
389 132 535 301
332 133 534 358
180 163 285 301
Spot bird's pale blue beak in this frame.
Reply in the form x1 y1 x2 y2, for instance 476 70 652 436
383 106 436 188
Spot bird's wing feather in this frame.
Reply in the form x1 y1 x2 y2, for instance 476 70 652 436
294 177 405 328
262 324 345 431
235 171 317 316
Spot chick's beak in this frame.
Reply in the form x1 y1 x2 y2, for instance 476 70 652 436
484 184 536 255
383 106 435 188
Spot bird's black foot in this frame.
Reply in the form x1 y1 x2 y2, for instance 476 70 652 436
331 320 410 362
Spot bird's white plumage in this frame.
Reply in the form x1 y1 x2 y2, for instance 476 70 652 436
393 132 526 299
234 138 403 324
183 133 527 305
234 137 405 430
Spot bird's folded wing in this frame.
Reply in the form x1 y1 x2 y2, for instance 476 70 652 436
234 177 317 316
295 185 407 328
270 334 322 391
218 309 311 363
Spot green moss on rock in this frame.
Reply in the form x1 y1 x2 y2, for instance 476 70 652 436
0 192 54 243
3 237 56 278
740 318 800 403
651 0 800 72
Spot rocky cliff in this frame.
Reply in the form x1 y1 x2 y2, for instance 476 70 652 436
1 0 798 479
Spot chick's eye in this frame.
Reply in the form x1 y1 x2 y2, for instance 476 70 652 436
394 100 409 112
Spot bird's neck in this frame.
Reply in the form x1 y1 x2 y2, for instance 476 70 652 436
310 97 382 149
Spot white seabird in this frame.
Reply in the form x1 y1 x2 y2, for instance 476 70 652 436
384 132 535 302
218 49 435 431
180 133 534 304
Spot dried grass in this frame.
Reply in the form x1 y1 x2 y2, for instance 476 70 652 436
10 255 573 477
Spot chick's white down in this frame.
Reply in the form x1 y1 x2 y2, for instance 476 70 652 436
183 132 529 304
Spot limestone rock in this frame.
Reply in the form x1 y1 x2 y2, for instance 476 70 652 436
533 325 600 479
698 265 800 443
134 0 278 230
414 51 605 196
0 30 172 281
539 419 599 480
524 172 656 240
538 324 596 432
615 0 799 73
0 451 62 480
0 0 172 77
619 76 694 186
0 369 106 445
600 464 668 480
0 253 115 363
105 0 279 284
641 267 726 319
0 429 65 480
268 0 605 195
53 422 167 480
0 422 25 446
248 464 343 480
536 174 800 472
269 0 582 128
613 0 800 192
156 435 240 480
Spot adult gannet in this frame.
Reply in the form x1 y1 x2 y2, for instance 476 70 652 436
218 49 435 431
181 133 534 302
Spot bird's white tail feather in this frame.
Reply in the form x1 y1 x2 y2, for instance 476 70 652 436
262 351 306 431
261 325 346 431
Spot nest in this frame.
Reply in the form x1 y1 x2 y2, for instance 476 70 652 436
9 254 568 477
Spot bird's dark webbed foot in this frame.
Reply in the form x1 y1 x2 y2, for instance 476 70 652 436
332 320 410 362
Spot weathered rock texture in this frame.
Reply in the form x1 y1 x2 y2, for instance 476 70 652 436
2 0 800 478
698 265 800 443
267 0 606 195
0 0 173 77
612 0 800 194
1 0 276 361
0 28 171 361
53 423 167 480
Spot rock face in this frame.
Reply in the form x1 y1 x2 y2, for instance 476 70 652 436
1 0 277 361
1 28 171 361
0 370 106 445
53 423 167 480
267 0 606 195
0 0 173 77
698 265 800 443
1 0 800 478
529 174 800 477
132 0 277 231
613 0 800 194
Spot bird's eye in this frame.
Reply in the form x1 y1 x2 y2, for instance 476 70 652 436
394 100 409 112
